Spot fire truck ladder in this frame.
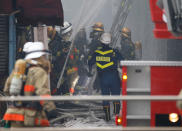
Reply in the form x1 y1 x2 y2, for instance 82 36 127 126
110 0 132 48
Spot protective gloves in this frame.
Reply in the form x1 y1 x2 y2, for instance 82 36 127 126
46 109 59 120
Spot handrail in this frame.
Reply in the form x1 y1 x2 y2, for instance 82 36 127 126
0 127 182 131
120 60 182 66
0 95 182 101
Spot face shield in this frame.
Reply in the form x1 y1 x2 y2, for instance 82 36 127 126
121 32 131 41
90 31 103 40
62 31 72 41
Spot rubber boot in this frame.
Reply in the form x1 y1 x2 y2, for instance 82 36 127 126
113 102 120 115
103 106 111 121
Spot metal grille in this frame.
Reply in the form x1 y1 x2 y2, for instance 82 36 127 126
0 15 9 74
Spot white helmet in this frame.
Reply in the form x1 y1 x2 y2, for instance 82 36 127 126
100 33 112 45
55 26 61 33
23 42 48 60
61 21 72 35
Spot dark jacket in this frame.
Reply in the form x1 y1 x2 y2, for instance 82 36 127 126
88 44 124 75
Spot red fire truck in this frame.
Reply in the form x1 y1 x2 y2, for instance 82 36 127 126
116 0 182 127
119 61 182 127
149 0 182 39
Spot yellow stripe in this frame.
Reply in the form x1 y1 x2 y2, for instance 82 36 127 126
96 62 114 69
95 50 113 55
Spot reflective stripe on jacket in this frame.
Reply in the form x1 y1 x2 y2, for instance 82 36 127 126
3 65 56 127
88 45 124 74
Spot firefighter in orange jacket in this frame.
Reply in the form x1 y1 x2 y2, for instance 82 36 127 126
3 42 58 127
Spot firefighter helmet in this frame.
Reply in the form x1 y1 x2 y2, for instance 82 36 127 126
135 41 142 49
92 22 104 32
100 33 112 45
121 27 131 38
61 21 72 35
23 42 48 60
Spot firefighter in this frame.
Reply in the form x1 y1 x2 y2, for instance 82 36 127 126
74 27 88 68
73 28 88 92
120 27 135 60
134 41 142 60
47 24 71 95
88 22 105 93
47 26 62 94
60 21 79 95
3 42 58 127
88 22 104 55
88 33 124 121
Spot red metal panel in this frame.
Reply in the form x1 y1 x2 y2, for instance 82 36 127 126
149 0 182 39
149 0 163 22
122 66 127 127
151 67 182 126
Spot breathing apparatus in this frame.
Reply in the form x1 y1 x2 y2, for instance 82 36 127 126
9 59 27 96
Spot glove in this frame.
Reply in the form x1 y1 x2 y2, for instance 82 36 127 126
46 109 59 120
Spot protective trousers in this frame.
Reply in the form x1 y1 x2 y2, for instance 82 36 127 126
103 106 111 121
99 71 121 116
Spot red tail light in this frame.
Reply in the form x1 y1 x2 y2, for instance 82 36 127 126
115 115 122 125
122 74 127 80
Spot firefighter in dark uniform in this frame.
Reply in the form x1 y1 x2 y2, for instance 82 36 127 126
74 28 88 76
47 24 71 95
88 33 124 121
73 28 88 91
88 22 105 93
88 22 104 56
120 27 135 60
60 22 80 95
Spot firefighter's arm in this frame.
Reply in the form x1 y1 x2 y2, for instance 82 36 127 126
34 68 56 112
115 49 124 61
88 52 96 67
87 53 96 77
